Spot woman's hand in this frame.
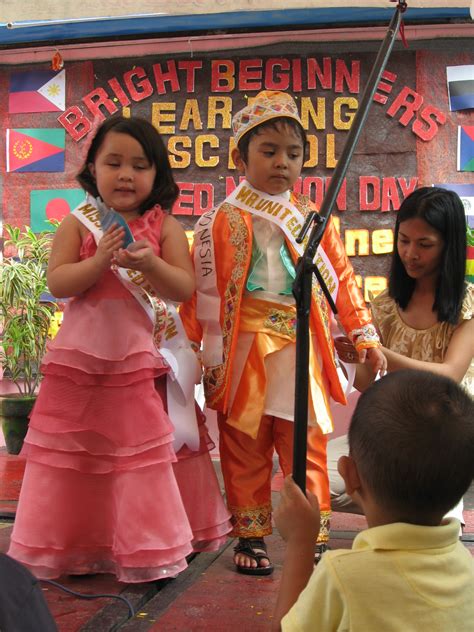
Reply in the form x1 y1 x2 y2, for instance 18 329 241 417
335 335 387 375
364 346 387 376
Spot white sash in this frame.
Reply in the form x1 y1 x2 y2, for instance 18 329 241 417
72 198 200 452
227 181 339 301
193 205 223 367
194 180 339 368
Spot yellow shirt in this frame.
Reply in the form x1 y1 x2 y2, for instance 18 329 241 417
282 518 474 632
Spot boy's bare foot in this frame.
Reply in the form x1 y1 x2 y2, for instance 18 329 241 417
233 537 274 575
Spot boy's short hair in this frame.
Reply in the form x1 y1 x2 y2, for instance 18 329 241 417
237 118 308 164
349 370 474 523
232 90 307 163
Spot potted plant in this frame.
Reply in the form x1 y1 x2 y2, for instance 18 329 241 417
0 224 57 454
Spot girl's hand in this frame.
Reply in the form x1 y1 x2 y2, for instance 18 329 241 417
113 239 155 271
95 225 125 268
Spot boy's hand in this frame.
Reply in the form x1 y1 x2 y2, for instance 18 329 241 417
335 336 387 376
274 476 320 545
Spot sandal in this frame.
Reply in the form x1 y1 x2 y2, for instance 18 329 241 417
233 537 274 576
314 543 331 565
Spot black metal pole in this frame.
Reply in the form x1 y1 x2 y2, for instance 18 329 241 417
292 2 407 493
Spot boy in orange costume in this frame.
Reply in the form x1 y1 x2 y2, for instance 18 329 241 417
180 91 385 574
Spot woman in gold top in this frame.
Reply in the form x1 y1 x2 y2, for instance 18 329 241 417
329 186 474 516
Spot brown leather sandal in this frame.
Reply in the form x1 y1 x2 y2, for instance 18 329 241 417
233 537 274 576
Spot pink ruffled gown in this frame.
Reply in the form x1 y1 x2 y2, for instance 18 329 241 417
8 207 231 583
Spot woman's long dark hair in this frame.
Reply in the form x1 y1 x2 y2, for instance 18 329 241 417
77 115 179 213
389 186 467 324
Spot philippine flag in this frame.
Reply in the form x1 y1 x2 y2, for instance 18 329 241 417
6 129 65 173
8 69 66 114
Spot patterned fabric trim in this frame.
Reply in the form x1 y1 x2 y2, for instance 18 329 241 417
263 308 297 338
229 502 273 538
150 295 169 350
316 510 331 544
203 204 249 408
349 323 380 350
232 90 302 145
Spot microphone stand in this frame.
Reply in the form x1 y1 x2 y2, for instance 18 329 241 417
292 0 408 493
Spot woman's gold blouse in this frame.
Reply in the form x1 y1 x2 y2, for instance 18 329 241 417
371 283 474 395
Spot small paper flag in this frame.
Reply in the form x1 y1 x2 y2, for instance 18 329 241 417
466 229 474 283
457 125 474 172
30 189 85 232
9 69 65 113
435 183 474 282
6 129 65 173
446 65 474 111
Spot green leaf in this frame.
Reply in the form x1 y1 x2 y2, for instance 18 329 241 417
1 224 57 396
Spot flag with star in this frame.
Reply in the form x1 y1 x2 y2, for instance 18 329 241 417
8 69 66 113
6 128 65 173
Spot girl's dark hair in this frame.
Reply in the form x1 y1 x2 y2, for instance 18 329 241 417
77 115 179 213
237 117 308 163
389 186 467 324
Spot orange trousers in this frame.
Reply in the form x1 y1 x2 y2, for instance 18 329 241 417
217 413 330 543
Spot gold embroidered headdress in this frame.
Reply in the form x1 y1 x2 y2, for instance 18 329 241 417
232 90 303 145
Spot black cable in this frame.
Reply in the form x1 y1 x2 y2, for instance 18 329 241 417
41 579 135 619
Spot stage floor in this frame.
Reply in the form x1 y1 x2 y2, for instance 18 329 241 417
1 447 473 631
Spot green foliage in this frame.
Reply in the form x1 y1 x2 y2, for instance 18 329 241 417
0 225 57 396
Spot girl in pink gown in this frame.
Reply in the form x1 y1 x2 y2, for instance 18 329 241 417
8 116 231 583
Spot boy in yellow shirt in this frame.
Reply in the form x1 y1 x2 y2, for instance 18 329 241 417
274 369 474 631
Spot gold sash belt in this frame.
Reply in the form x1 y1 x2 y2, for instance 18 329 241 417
227 296 296 439
227 295 333 438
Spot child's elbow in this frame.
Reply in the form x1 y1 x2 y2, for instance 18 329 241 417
47 272 73 300
180 276 196 302
46 275 62 299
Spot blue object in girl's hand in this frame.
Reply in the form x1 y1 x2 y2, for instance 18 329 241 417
96 197 134 249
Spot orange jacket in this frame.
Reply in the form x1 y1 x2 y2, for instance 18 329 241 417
180 193 375 413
